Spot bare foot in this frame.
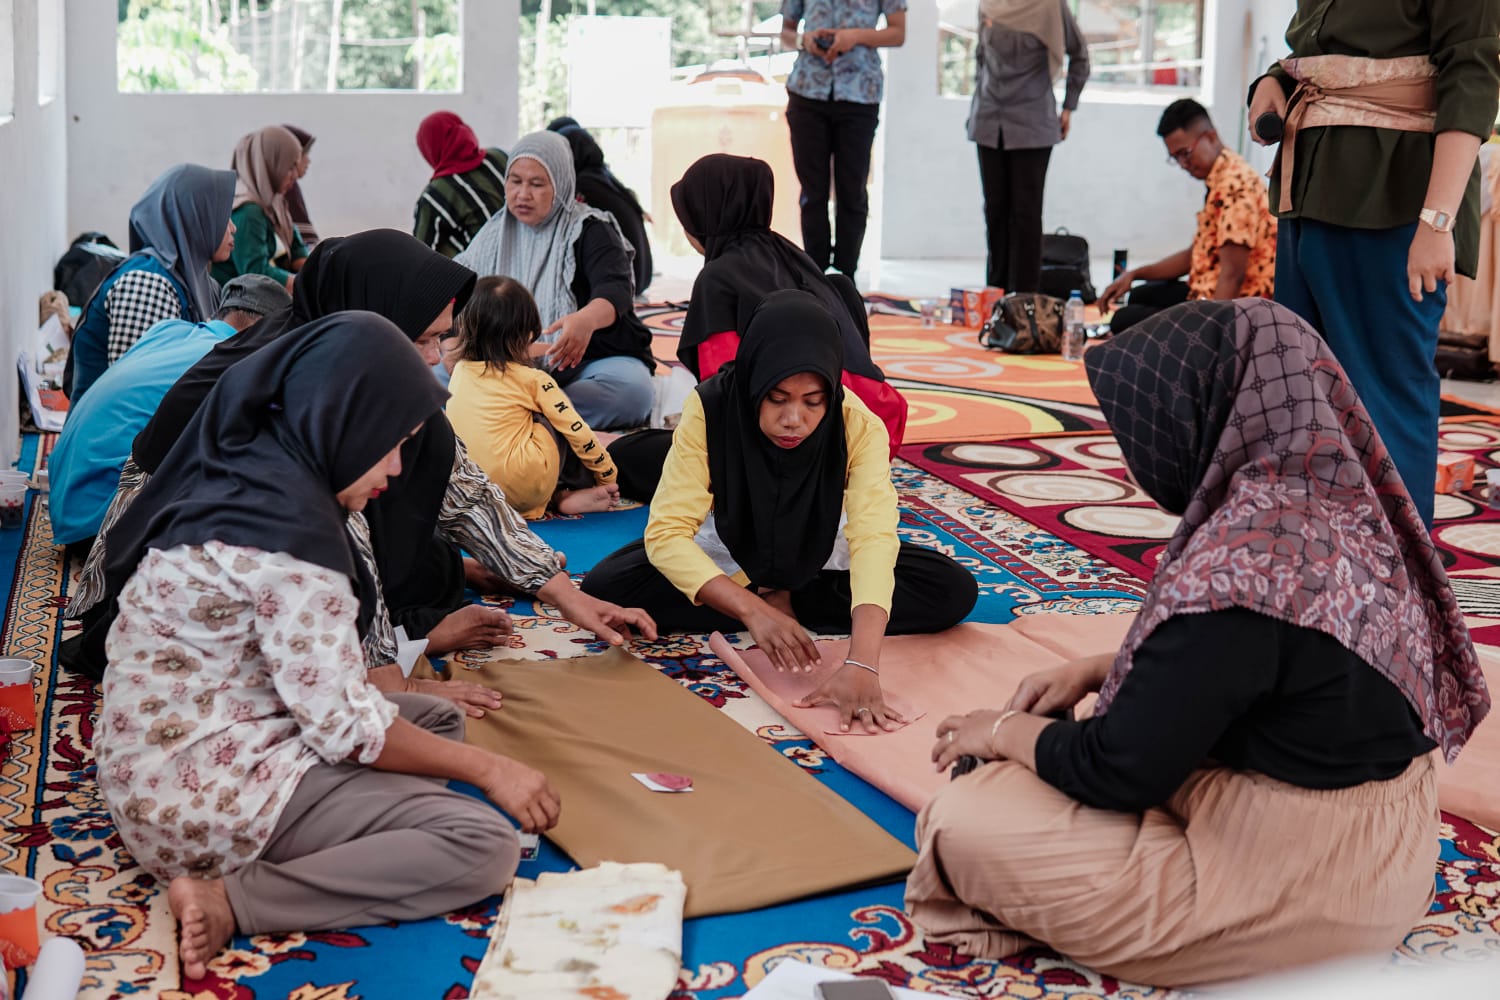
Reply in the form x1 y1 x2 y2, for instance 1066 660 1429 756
425 604 513 655
556 484 619 515
168 875 235 981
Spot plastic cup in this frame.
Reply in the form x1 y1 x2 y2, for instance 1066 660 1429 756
919 298 940 329
0 485 24 530
0 660 37 732
0 875 41 970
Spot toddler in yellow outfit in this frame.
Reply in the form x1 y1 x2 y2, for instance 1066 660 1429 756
447 276 619 518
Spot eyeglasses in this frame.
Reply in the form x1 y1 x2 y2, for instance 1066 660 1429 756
1166 132 1210 168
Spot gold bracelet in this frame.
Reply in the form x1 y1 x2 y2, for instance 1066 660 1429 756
989 709 1022 754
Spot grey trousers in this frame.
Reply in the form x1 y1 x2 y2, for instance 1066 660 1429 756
222 692 520 934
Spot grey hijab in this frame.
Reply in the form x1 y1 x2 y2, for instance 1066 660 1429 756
454 130 633 339
128 163 236 321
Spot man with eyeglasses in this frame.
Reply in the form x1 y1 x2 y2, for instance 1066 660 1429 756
1099 99 1278 334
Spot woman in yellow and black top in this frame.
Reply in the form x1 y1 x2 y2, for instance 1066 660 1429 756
582 290 977 732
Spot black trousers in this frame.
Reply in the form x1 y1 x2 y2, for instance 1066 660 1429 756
580 540 978 636
1107 279 1190 335
977 136 1053 293
786 92 880 278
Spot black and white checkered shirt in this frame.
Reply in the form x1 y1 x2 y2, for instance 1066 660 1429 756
103 270 184 363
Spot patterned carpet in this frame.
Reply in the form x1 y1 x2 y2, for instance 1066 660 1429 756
6 434 1500 995
639 302 1110 445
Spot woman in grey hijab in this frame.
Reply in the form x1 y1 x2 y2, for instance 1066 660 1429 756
456 131 656 429
64 163 237 402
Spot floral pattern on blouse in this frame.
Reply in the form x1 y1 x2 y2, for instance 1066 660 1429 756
781 0 906 105
96 541 398 882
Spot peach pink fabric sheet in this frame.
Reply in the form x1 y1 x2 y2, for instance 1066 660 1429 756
711 613 1136 813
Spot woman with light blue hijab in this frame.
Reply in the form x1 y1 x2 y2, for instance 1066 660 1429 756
65 163 237 401
456 131 656 429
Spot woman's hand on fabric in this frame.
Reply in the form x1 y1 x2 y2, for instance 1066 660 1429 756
1248 76 1288 147
424 604 514 655
1407 225 1455 303
1059 109 1072 142
478 755 561 833
542 311 596 371
1005 656 1107 716
551 586 659 645
744 603 821 672
931 711 1007 772
406 676 503 719
794 664 905 734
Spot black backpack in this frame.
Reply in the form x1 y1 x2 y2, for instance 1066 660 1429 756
1038 228 1096 304
54 232 126 311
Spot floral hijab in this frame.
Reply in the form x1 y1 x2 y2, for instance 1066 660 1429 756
1086 299 1488 761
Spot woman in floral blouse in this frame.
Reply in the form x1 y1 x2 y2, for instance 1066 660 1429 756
95 311 559 980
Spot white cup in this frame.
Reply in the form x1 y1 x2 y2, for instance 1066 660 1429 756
0 875 40 915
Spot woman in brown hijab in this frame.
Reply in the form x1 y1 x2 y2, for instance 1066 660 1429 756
212 124 308 292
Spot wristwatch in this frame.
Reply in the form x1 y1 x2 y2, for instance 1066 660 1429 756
1420 207 1456 234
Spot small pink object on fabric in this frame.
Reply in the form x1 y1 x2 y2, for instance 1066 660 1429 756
712 614 1137 811
645 772 693 791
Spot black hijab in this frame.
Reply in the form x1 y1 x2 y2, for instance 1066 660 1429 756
697 290 847 590
104 312 448 636
670 154 884 385
547 117 653 293
132 228 476 474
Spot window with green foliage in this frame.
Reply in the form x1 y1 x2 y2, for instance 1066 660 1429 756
939 0 1206 98
116 0 462 93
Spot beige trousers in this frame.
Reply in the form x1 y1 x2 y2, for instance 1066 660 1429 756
905 756 1437 987
223 692 520 935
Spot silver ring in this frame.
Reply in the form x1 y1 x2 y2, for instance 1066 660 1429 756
856 707 871 716
947 731 955 743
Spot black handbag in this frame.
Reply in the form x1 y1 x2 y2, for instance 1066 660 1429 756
978 292 1066 354
1039 228 1096 304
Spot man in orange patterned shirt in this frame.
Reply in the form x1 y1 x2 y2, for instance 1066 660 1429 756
1100 100 1278 333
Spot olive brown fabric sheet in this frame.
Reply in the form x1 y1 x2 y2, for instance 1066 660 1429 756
451 646 915 917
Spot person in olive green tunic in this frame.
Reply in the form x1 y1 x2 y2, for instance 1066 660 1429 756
1249 0 1500 528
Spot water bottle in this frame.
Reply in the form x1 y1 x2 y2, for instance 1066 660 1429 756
1062 290 1086 361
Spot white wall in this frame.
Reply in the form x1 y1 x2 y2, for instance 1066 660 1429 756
67 0 521 242
880 0 1297 264
0 0 69 467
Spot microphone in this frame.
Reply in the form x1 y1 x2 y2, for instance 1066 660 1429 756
1254 112 1285 144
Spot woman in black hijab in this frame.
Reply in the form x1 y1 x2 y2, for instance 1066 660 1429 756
547 117 654 294
68 229 655 682
95 312 558 980
669 154 907 451
583 290 975 731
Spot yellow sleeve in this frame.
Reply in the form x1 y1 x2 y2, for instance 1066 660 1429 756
643 392 746 601
532 373 617 485
842 394 899 615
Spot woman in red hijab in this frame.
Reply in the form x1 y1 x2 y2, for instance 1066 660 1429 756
413 111 510 258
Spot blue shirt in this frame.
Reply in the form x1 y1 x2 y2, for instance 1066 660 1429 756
50 318 237 544
781 0 905 104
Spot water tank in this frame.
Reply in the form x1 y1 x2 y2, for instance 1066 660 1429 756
651 64 802 257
